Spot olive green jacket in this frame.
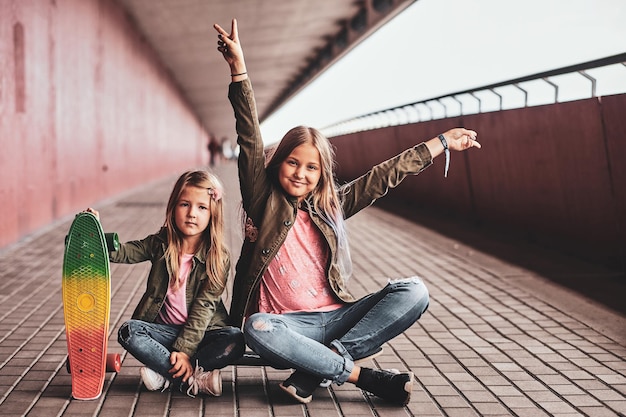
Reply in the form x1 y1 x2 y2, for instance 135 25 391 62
228 78 433 327
109 228 230 357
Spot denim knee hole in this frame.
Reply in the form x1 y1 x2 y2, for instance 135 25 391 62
251 318 273 332
388 276 421 285
118 323 130 343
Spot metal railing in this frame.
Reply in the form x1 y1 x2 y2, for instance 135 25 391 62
321 53 626 138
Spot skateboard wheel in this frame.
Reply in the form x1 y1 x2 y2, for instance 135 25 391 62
66 359 71 373
106 353 121 372
104 233 119 252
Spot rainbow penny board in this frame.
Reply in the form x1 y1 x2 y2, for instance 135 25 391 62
62 212 120 400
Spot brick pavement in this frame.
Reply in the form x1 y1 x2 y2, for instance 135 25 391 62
0 161 624 417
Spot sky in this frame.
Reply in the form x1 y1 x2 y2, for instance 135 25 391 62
260 0 626 144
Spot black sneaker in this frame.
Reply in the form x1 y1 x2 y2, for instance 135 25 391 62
356 368 414 405
317 348 385 388
279 371 324 404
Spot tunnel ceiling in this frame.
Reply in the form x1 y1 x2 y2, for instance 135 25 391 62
116 0 415 142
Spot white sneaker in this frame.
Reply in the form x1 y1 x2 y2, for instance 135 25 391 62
140 367 170 391
187 363 222 397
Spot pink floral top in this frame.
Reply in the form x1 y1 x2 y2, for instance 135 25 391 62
258 209 343 314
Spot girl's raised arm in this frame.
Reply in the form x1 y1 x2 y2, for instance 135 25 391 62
214 18 248 82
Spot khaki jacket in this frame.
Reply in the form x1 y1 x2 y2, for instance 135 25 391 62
109 228 230 357
228 79 433 327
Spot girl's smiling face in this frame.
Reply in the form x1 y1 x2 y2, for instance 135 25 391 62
174 185 212 239
278 143 322 202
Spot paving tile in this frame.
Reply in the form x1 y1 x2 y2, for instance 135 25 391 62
0 162 625 416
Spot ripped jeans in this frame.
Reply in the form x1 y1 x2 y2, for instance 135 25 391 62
118 320 245 386
244 277 429 385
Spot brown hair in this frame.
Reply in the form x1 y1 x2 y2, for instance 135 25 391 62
266 126 352 278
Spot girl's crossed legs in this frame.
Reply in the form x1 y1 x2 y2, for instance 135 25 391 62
118 320 245 391
244 276 429 403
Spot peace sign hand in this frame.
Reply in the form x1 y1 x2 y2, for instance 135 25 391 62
214 18 247 78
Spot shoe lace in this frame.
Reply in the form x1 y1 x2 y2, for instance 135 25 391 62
187 360 211 398
186 361 205 398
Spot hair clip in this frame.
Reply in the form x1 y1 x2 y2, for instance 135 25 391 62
207 187 222 202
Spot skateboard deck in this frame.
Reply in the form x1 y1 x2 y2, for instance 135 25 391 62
233 348 384 367
62 212 120 400
233 350 273 366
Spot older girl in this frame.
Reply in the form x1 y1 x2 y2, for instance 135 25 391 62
215 19 480 405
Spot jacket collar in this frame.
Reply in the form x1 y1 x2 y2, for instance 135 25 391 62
155 227 207 264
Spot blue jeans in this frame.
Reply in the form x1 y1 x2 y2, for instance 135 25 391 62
118 320 245 387
243 277 429 385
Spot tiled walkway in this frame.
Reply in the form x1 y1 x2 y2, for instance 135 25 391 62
0 162 624 417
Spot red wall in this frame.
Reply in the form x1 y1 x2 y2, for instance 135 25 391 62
0 0 208 248
332 95 626 272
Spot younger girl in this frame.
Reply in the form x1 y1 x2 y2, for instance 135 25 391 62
88 170 245 396
214 19 481 406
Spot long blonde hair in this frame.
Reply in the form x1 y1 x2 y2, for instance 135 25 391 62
163 170 229 293
266 126 352 278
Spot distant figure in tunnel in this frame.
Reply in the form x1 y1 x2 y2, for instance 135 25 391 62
214 19 481 406
208 134 220 167
86 170 245 397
